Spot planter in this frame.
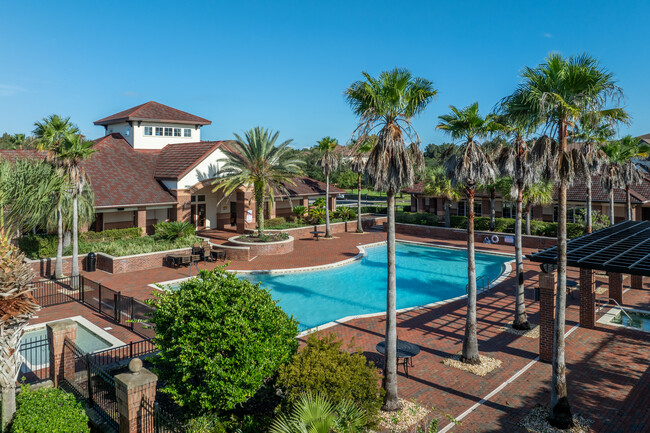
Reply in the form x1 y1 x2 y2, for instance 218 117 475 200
227 235 294 256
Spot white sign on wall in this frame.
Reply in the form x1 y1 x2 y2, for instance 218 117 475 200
246 210 253 223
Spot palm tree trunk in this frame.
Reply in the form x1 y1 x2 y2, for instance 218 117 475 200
55 203 64 279
609 188 615 226
382 191 400 411
489 188 496 231
444 200 451 228
549 122 573 429
525 204 532 236
72 193 79 286
586 182 593 234
625 185 632 220
513 181 529 330
356 173 363 233
255 184 265 236
325 172 332 238
461 187 480 364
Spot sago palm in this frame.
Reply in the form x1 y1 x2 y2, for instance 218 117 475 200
316 137 339 238
33 115 80 278
213 127 303 236
502 52 624 429
438 102 498 364
423 166 460 228
346 68 436 411
350 136 375 233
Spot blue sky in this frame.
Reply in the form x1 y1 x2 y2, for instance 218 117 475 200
1 1 648 148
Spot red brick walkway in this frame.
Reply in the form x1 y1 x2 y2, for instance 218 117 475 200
32 228 650 432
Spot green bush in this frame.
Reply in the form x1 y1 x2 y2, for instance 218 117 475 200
334 206 357 221
307 207 326 224
154 221 195 240
493 218 515 233
360 206 387 214
473 217 490 231
567 223 584 239
11 386 89 433
17 234 58 259
148 267 299 414
81 227 142 242
396 212 438 226
265 217 288 228
291 205 306 220
449 215 467 229
277 333 383 429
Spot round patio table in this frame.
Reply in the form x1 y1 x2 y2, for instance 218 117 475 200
376 340 420 378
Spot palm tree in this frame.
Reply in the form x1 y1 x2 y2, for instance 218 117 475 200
316 137 339 238
481 137 507 230
33 115 80 279
522 181 554 235
438 102 498 363
600 136 650 223
213 127 303 236
55 134 96 284
346 68 436 411
423 166 461 228
502 53 624 429
350 136 376 233
270 392 366 433
0 159 69 430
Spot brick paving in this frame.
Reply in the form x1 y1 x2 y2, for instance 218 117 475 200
31 227 650 432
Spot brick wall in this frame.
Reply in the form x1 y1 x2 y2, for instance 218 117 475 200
257 216 387 239
539 272 556 363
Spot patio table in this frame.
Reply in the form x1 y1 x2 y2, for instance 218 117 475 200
311 229 325 241
376 339 420 378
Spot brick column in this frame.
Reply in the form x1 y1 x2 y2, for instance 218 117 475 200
236 188 253 233
301 197 309 208
631 274 644 291
579 268 596 329
539 270 556 363
172 189 191 223
609 272 623 304
267 200 276 219
328 195 337 212
115 359 158 433
47 319 77 387
136 207 147 236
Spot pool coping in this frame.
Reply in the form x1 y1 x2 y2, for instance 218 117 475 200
597 306 650 333
150 240 515 338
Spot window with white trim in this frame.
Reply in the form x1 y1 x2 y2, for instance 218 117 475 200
184 128 192 137
144 126 152 136
502 202 515 219
155 127 163 136
457 200 482 217
174 128 181 137
164 127 173 136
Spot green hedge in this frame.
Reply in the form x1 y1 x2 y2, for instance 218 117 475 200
398 213 585 239
11 386 90 433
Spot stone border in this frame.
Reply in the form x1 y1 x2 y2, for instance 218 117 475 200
597 306 650 333
228 235 294 256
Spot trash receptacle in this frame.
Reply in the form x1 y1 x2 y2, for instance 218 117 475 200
87 252 97 272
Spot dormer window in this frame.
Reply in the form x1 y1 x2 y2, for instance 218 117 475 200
174 128 181 137
144 126 152 136
184 128 191 137
164 127 173 136
155 127 163 136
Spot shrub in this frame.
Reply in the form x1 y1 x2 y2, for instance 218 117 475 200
473 217 491 231
17 234 58 259
154 221 196 240
334 205 357 221
277 333 383 429
148 267 299 413
567 222 584 239
493 218 515 233
81 227 142 242
291 205 306 220
449 215 467 229
360 206 387 214
307 207 326 224
265 217 288 228
396 212 438 226
313 197 326 208
11 386 89 433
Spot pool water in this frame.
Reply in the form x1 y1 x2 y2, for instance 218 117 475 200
239 243 510 330
20 323 112 367
611 311 650 331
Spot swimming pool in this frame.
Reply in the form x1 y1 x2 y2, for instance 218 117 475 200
235 242 512 330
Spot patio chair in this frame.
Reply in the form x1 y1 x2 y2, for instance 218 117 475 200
201 241 213 262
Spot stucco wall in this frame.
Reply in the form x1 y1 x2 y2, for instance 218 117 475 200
104 121 202 150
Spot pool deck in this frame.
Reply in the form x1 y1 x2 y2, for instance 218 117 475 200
31 228 650 432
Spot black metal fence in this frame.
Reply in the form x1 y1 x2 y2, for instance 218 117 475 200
89 339 157 367
31 276 81 307
17 333 50 383
140 398 186 433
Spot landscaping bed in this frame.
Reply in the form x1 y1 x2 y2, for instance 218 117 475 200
235 233 289 243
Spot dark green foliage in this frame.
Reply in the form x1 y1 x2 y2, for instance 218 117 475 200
449 216 468 229
277 333 383 429
81 227 142 242
307 207 326 224
11 386 89 433
148 267 299 413
332 169 357 189
359 206 387 214
396 212 438 226
17 234 58 259
154 221 196 240
473 217 491 231
265 217 289 228
334 206 357 221
291 206 306 219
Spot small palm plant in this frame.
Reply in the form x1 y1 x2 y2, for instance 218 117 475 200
316 136 340 238
350 136 376 233
438 102 498 364
270 392 367 433
522 181 554 234
292 205 307 222
423 166 461 228
335 205 357 222
213 127 303 237
154 221 195 240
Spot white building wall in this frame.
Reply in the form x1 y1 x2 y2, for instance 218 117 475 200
178 148 228 189
104 121 202 150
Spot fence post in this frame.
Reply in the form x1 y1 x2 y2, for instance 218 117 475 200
80 275 85 303
115 292 121 323
86 353 94 406
130 298 135 330
129 341 133 359
99 284 103 313
46 319 77 387
115 359 157 433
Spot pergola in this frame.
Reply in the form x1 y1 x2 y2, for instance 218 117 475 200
527 220 650 362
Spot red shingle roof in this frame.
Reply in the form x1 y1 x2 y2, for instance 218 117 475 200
280 177 345 197
83 134 175 208
154 141 234 180
94 101 211 126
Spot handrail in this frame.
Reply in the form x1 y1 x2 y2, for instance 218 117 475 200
597 297 634 322
466 275 491 295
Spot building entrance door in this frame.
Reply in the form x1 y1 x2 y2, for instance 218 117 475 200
191 203 206 229
230 202 237 226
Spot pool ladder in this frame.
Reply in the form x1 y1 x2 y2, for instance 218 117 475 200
466 275 491 295
596 297 634 322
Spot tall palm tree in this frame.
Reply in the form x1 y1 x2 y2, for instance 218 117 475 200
522 181 554 235
350 136 376 234
423 166 460 228
0 159 69 430
346 68 436 411
502 53 624 429
571 115 618 233
316 137 339 238
213 127 303 236
600 136 650 223
55 134 96 283
481 137 507 230
33 115 80 279
438 102 498 364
